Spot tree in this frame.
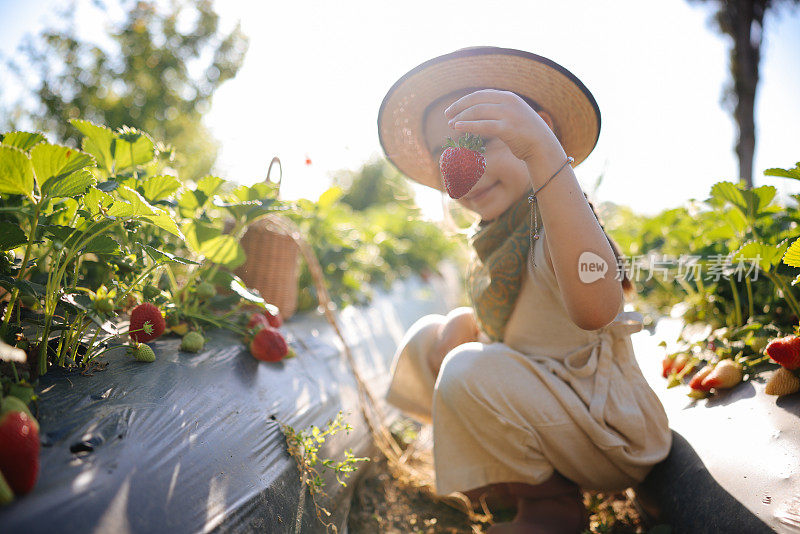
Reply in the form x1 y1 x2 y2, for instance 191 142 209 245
6 0 247 180
689 0 799 188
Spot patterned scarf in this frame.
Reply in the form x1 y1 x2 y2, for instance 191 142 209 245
467 190 535 342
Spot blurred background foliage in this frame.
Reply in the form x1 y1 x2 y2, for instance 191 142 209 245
4 0 248 180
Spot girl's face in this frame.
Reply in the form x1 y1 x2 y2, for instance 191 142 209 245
423 92 554 222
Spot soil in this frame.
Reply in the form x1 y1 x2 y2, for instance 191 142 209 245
347 420 656 534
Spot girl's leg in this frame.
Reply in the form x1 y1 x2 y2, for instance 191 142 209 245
463 482 516 514
485 472 588 534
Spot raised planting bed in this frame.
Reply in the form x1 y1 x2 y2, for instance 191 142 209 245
0 274 456 533
633 316 800 533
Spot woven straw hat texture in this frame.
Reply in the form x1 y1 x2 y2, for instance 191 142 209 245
378 47 601 190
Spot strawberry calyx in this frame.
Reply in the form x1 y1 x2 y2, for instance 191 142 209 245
442 133 486 153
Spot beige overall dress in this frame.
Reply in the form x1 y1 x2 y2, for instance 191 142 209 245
385 227 672 495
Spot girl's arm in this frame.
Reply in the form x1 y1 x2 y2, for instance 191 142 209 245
527 143 622 330
445 90 622 330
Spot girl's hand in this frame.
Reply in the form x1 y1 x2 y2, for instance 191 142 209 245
427 307 479 377
444 89 559 163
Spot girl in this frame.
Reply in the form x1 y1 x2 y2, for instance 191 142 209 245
378 47 672 533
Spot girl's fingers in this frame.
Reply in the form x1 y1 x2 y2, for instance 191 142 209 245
447 103 504 126
444 89 513 119
451 119 503 137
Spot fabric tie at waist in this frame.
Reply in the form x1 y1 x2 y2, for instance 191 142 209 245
562 311 644 420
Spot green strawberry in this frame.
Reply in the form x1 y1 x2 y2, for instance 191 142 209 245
196 282 216 300
181 332 205 353
131 344 156 362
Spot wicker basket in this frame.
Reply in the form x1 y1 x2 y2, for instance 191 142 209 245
233 158 301 320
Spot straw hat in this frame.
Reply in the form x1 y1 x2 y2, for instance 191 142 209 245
377 46 601 190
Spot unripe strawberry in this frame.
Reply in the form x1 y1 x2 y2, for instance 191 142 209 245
131 344 156 362
94 297 115 314
129 303 166 343
250 326 289 362
0 411 40 495
181 332 205 353
765 367 800 396
700 359 743 390
196 282 216 300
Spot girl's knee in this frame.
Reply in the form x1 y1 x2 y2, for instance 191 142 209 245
435 344 487 404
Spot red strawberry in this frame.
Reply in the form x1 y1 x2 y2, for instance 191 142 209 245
689 365 714 392
661 354 676 378
439 134 486 199
263 306 282 328
247 313 270 330
701 359 743 390
764 336 800 370
0 411 40 495
250 326 289 362
129 303 166 343
671 354 689 375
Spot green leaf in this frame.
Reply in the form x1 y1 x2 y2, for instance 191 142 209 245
71 119 115 174
182 220 221 252
142 175 181 202
113 127 155 170
41 168 97 198
83 187 115 217
739 185 776 216
232 181 278 202
83 235 121 254
764 162 800 181
721 207 748 235
139 244 198 265
178 189 202 217
0 222 27 250
709 181 746 212
0 145 35 199
142 208 182 238
782 237 800 268
212 270 265 305
199 234 245 268
752 185 777 211
109 185 156 217
318 186 344 209
732 240 790 273
0 131 46 152
41 224 76 243
30 144 95 192
197 175 225 197
0 275 45 298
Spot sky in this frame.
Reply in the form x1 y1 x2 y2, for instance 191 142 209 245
2 0 800 219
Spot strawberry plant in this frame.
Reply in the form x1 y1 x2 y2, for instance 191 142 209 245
287 185 464 312
0 119 289 382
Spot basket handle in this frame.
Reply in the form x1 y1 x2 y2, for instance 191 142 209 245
266 156 282 198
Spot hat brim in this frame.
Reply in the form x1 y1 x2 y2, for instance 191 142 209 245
378 47 601 190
